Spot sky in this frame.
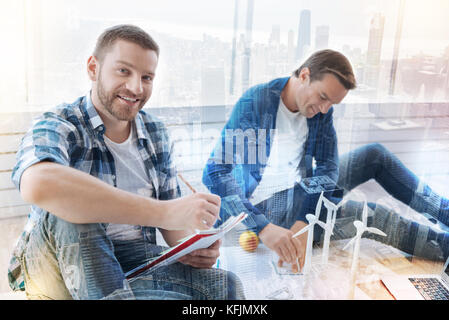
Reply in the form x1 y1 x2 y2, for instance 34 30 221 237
0 0 448 112
40 0 448 57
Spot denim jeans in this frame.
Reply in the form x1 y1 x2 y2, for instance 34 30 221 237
21 212 245 300
255 143 449 261
338 143 448 226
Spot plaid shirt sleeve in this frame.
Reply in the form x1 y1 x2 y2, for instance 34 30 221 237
11 111 76 191
158 138 182 201
202 92 271 234
313 107 339 182
9 111 77 291
295 108 339 223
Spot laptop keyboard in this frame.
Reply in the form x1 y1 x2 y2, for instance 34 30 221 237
409 277 449 300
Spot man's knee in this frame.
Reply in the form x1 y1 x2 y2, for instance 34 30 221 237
43 213 108 247
365 143 389 159
225 270 245 300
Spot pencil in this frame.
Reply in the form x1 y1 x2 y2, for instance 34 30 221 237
177 173 196 193
177 173 221 221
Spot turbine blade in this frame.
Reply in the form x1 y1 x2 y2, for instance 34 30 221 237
323 197 337 211
318 221 334 235
331 210 337 227
362 201 368 226
305 214 318 223
342 236 357 251
366 227 387 237
316 221 328 230
336 198 348 209
293 225 312 238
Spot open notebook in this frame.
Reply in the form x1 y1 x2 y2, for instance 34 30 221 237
125 212 247 280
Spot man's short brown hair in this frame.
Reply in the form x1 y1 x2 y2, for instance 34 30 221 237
293 49 356 90
93 24 160 62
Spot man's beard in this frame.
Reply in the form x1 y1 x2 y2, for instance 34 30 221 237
96 70 145 121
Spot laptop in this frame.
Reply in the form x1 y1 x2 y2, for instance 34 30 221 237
381 256 449 300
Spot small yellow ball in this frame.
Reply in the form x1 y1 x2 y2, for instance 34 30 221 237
239 230 259 252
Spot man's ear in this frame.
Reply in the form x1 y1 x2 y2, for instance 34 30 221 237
299 67 310 85
87 56 99 81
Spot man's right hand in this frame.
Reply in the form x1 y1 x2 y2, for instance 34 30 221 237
163 193 221 231
258 223 303 267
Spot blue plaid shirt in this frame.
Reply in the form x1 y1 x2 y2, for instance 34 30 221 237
8 93 181 291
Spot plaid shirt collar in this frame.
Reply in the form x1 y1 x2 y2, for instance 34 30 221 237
83 92 154 147
83 92 159 162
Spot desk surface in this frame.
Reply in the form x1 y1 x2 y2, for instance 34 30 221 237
219 237 442 300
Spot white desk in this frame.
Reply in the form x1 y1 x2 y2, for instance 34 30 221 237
219 237 442 300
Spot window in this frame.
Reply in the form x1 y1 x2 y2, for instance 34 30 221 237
0 0 449 299
2 0 448 111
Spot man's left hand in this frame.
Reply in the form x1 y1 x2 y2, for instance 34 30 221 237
177 239 222 268
277 221 308 273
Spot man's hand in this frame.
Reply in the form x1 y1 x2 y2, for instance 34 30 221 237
258 223 303 268
164 193 221 231
277 221 308 273
177 239 222 269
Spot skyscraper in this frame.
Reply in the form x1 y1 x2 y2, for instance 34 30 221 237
24 0 45 105
364 13 385 90
242 0 254 92
201 66 225 106
445 55 449 100
229 0 239 96
287 29 295 66
315 25 329 51
295 9 311 62
389 0 405 95
269 24 280 46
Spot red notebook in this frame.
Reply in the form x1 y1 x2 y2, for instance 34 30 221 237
125 212 247 280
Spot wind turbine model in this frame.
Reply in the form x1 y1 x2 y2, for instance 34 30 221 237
314 189 372 265
292 192 328 274
342 201 387 298
319 195 346 264
298 191 350 266
291 189 374 275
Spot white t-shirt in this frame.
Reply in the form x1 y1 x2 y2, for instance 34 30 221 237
250 98 308 205
103 123 153 240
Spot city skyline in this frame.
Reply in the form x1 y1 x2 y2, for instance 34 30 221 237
0 0 448 112
14 0 449 55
